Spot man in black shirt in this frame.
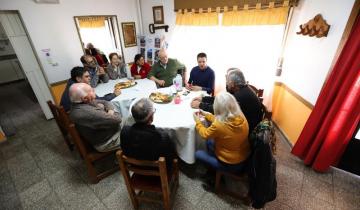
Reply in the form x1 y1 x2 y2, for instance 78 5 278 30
120 98 176 168
191 68 263 133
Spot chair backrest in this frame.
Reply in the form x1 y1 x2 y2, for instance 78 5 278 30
117 150 167 178
67 123 93 158
248 84 264 103
247 85 272 120
47 100 64 129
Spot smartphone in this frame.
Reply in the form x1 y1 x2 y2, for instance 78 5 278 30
182 90 190 96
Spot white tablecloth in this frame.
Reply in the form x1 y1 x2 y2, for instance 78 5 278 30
95 78 206 164
95 78 157 117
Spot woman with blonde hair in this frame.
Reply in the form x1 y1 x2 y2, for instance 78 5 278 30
193 91 250 178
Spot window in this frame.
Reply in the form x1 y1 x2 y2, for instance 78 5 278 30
74 16 123 59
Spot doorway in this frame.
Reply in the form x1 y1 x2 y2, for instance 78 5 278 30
74 15 124 63
0 11 53 127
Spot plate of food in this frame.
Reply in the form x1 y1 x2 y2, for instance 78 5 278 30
114 80 137 89
149 92 174 104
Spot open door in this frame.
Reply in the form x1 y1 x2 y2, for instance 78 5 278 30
0 11 53 119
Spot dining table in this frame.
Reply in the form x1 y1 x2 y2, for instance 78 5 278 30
95 78 206 164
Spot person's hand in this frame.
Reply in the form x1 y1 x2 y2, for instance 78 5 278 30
193 112 200 121
190 85 202 91
107 110 115 115
134 75 142 79
199 109 211 116
192 96 202 102
114 88 121 96
157 79 166 86
97 103 105 110
97 67 106 75
191 99 201 109
185 83 191 90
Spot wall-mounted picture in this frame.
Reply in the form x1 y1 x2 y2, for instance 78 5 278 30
140 36 146 47
153 6 164 24
147 48 153 65
121 22 137 48
154 37 161 48
140 48 145 58
154 49 160 62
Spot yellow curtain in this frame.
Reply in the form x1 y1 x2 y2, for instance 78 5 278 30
78 17 106 28
222 7 289 26
176 11 219 26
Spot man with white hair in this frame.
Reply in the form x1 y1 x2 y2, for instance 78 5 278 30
191 68 263 133
69 83 122 152
147 49 186 87
120 98 176 167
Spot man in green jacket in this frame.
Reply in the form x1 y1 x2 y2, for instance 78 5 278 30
147 49 186 87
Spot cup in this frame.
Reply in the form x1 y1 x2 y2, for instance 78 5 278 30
174 95 181 104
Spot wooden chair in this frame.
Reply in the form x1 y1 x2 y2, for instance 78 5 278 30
66 123 119 184
247 84 272 119
116 150 179 210
215 170 251 205
46 100 74 151
248 84 264 103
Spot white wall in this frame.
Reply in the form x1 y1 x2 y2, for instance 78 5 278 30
0 0 140 83
280 0 355 104
139 0 176 42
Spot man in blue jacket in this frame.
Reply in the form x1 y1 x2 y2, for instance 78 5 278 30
60 66 121 112
186 52 215 95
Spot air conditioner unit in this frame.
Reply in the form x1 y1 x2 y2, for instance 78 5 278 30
34 0 60 4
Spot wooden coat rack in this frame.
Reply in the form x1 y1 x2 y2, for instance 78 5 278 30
296 14 330 38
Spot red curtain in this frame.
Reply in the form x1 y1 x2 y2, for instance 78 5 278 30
291 15 360 172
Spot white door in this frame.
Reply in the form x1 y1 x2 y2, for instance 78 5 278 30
0 11 53 119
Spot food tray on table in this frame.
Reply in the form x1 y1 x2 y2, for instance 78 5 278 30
114 81 137 89
149 92 174 104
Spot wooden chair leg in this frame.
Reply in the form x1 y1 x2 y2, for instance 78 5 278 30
162 191 170 210
85 160 99 184
215 171 222 193
117 153 139 210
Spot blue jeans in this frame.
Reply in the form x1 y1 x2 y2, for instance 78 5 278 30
195 140 246 173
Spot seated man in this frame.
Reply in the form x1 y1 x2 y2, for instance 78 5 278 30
69 83 121 152
191 68 263 133
80 55 109 88
120 98 176 168
60 66 120 112
186 52 215 94
147 49 186 87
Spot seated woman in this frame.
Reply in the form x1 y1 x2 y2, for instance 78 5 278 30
107 53 127 79
193 91 250 177
130 54 151 79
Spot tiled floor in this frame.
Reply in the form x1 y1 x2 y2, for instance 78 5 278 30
1 81 360 210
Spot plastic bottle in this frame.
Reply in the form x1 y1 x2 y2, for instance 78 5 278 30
173 74 183 92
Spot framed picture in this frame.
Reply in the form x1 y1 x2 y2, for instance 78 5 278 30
153 6 164 24
121 22 137 48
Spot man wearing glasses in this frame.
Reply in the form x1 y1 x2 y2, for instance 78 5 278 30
60 66 120 112
80 55 109 88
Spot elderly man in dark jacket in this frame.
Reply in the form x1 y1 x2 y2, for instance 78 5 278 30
191 68 263 133
120 98 176 168
69 83 121 152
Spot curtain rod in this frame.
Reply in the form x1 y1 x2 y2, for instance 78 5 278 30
174 2 296 13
